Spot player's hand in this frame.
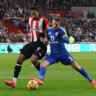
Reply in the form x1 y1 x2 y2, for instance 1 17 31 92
58 33 62 39
4 17 10 22
43 37 48 47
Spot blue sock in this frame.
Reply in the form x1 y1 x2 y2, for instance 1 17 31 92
79 68 92 82
39 67 46 80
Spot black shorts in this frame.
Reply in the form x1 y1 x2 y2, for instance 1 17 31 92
20 41 47 60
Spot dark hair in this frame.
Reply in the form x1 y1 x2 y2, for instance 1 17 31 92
31 7 39 11
53 17 60 22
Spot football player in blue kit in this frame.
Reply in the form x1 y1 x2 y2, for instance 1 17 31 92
32 18 96 88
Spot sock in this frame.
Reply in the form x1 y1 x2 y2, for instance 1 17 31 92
34 62 40 71
79 68 92 82
13 77 17 84
13 63 22 83
39 67 46 80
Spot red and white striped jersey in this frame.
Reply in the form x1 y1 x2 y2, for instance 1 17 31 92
24 16 49 42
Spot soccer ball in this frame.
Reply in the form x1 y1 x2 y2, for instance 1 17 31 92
27 80 38 90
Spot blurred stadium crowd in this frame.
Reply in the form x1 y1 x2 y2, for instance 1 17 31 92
0 0 96 43
0 26 30 43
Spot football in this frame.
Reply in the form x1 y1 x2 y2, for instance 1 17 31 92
27 80 38 90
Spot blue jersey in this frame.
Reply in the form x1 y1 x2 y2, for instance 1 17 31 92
45 27 75 65
47 27 68 54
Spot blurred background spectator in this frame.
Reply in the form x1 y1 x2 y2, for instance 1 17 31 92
0 0 96 43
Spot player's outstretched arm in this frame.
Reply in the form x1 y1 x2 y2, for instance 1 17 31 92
61 35 69 44
58 33 69 44
4 17 24 23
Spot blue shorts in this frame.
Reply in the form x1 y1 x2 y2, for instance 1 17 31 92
45 52 75 65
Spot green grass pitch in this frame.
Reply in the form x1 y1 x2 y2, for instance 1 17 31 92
0 52 96 96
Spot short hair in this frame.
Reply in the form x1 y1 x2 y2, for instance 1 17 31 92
31 7 39 11
52 17 60 22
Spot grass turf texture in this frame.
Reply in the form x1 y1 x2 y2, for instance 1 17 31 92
0 52 96 96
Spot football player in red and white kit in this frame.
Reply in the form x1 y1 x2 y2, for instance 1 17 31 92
4 7 49 88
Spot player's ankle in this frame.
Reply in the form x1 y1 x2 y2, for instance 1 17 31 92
13 77 17 84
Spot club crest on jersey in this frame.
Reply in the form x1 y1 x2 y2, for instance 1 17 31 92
56 32 58 36
36 47 41 51
48 32 51 34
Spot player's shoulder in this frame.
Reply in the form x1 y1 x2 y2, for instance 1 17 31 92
40 16 47 20
47 27 52 32
29 16 33 18
26 16 33 19
24 16 33 21
40 16 48 21
59 27 67 34
47 27 52 30
60 27 66 32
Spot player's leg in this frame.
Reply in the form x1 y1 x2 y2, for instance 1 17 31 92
31 43 47 71
46 54 54 69
70 62 96 87
39 60 50 80
4 43 31 87
31 60 50 85
70 62 93 81
31 54 57 85
30 54 40 70
60 53 96 88
60 53 93 82
13 54 25 83
4 54 25 87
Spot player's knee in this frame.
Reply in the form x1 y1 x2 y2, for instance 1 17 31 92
40 63 45 67
30 55 38 64
17 59 24 64
17 54 25 64
71 62 81 71
30 58 37 64
40 60 49 67
74 67 81 71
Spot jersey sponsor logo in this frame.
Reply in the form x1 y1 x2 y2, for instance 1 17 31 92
50 41 58 44
29 18 44 42
50 35 59 44
30 28 39 31
50 35 55 41
38 21 42 23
